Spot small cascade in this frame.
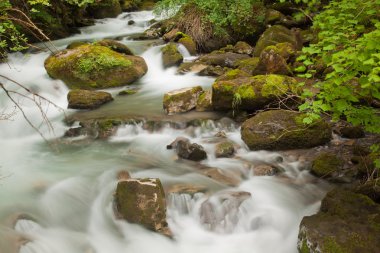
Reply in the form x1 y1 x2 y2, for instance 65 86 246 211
168 192 204 215
177 44 198 62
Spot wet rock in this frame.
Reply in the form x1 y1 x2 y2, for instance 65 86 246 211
161 43 183 68
253 165 278 176
200 191 251 232
254 25 301 56
355 180 380 203
199 65 230 77
196 90 213 112
128 20 135 25
201 167 241 186
163 28 180 42
169 137 207 161
118 89 138 96
177 62 208 75
178 33 197 55
311 152 344 179
66 41 89 49
88 0 122 19
265 9 286 25
67 90 113 110
114 178 169 234
117 170 131 181
212 73 298 111
94 39 134 55
199 52 250 68
241 110 332 151
215 141 235 158
63 126 86 138
215 131 227 138
167 184 207 195
163 86 203 115
298 189 380 253
45 45 148 89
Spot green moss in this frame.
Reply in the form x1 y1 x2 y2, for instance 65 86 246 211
300 240 311 253
311 153 343 178
235 57 260 74
118 89 138 95
260 75 288 97
323 237 345 253
236 84 255 99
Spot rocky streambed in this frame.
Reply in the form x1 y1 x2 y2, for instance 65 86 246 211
0 6 379 253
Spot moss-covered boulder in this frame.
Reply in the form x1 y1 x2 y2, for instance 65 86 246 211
67 89 113 109
88 0 122 19
163 86 203 115
233 41 254 55
178 33 197 55
254 25 301 56
234 57 260 75
298 189 380 253
215 141 235 158
241 110 332 151
212 73 298 111
161 43 183 68
199 51 250 68
311 153 344 178
114 178 169 235
94 39 134 55
118 89 138 96
66 41 89 50
44 45 148 89
196 90 213 111
253 43 295 75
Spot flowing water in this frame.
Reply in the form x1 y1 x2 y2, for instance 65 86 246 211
0 11 329 253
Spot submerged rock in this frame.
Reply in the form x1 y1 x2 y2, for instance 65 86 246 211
212 73 298 111
241 110 332 150
253 165 279 176
114 178 169 235
45 45 147 89
215 141 235 158
163 86 203 115
161 43 183 68
201 167 241 186
67 89 113 109
298 189 380 253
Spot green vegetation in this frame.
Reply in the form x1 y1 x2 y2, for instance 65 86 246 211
77 50 132 73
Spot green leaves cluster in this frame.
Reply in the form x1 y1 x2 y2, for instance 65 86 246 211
297 0 380 134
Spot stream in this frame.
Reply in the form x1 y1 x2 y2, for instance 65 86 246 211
0 11 329 253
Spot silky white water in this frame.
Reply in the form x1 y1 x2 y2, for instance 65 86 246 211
0 11 328 253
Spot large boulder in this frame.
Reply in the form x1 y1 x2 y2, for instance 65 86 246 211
254 25 301 56
163 86 203 114
241 110 332 150
87 0 122 19
114 178 169 235
161 43 183 68
196 90 213 112
44 45 148 89
298 189 380 253
311 153 344 178
212 73 298 111
67 89 113 109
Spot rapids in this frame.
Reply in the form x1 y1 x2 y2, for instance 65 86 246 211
0 11 328 253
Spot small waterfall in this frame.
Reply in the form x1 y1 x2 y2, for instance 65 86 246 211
177 44 198 62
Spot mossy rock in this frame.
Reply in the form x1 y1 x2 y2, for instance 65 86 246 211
163 86 203 115
178 33 197 55
298 189 380 253
44 45 147 89
120 0 139 11
114 178 169 234
241 110 332 151
199 52 250 68
66 41 89 50
215 141 235 158
265 9 285 25
94 39 134 55
212 74 298 111
88 0 122 19
233 41 253 55
234 57 260 75
311 152 344 178
216 69 251 82
67 89 113 109
340 126 365 139
118 89 138 96
254 25 301 56
161 43 183 68
196 90 213 112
